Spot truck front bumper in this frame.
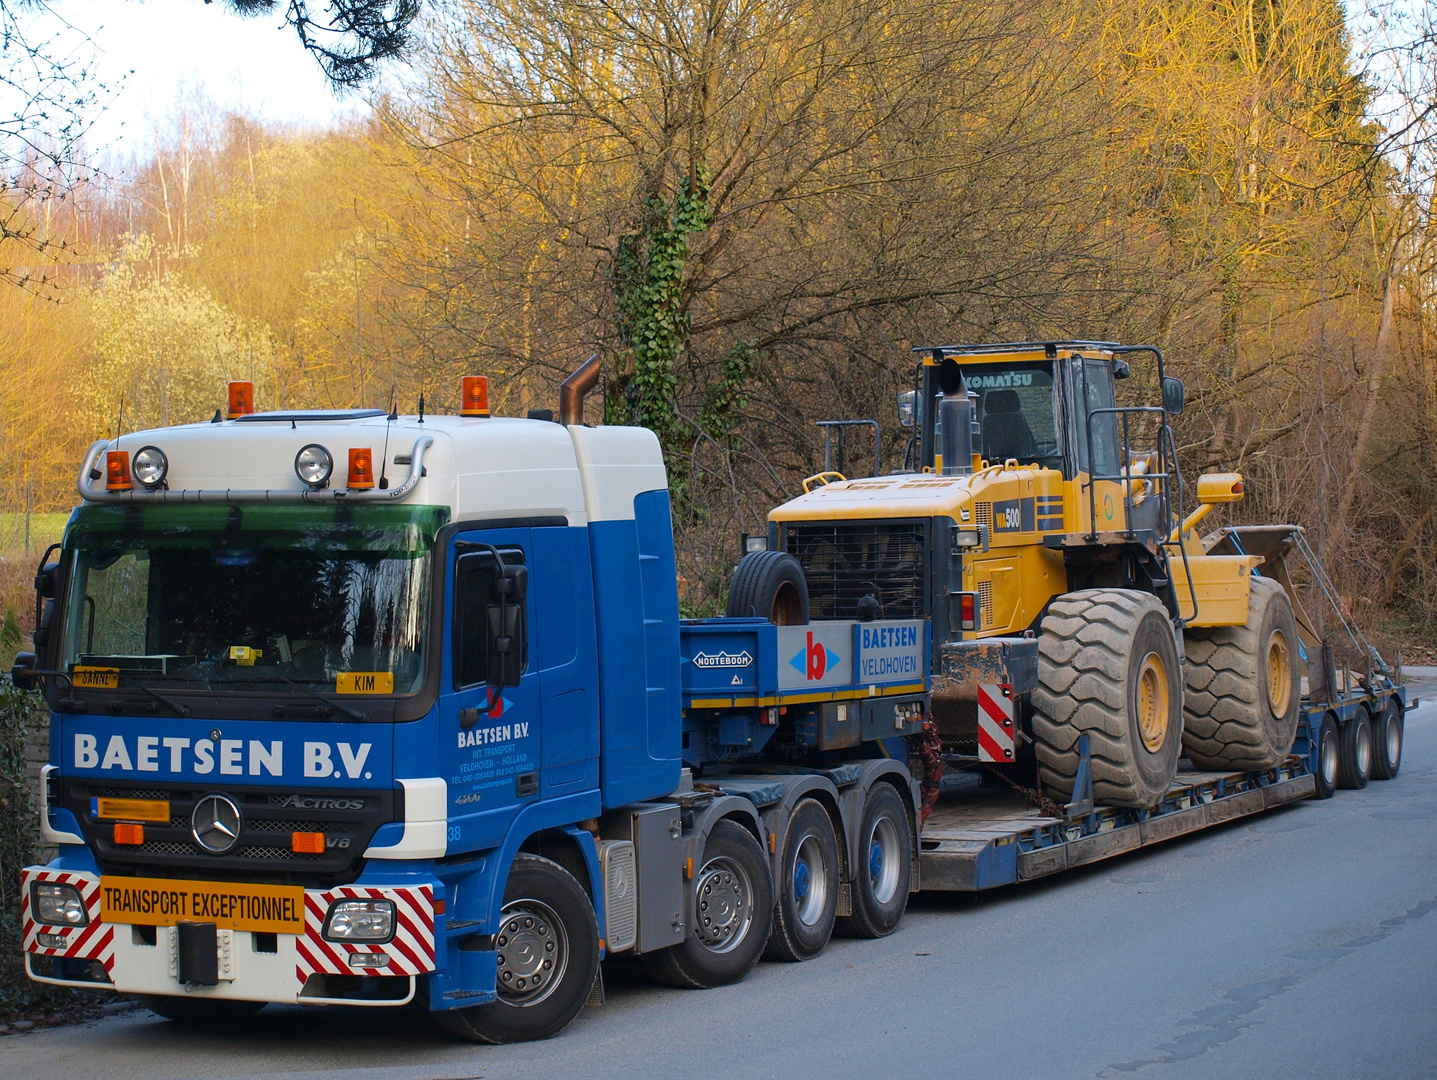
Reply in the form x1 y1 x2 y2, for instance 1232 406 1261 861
21 866 438 1006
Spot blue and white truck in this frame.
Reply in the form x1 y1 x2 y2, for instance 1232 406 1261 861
16 354 1409 1043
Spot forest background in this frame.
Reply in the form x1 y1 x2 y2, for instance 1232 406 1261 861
2 0 1437 661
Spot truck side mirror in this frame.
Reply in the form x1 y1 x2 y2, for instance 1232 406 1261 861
897 390 916 428
485 603 525 688
10 652 38 691
492 565 528 604
485 565 528 687
1162 376 1186 415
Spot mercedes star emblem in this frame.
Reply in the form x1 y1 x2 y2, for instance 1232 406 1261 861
191 794 242 854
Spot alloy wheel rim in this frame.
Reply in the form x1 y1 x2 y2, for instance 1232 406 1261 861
694 856 753 955
793 833 830 927
868 815 902 905
494 897 568 1007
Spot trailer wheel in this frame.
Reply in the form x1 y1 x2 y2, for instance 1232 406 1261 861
765 799 841 961
1031 589 1184 808
836 783 911 939
643 820 772 989
139 996 265 1027
1370 699 1403 781
1181 576 1301 771
726 550 809 625
1312 714 1339 799
435 854 599 1044
1336 709 1373 790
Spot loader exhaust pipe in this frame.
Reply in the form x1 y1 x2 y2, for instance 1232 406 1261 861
560 353 602 427
937 356 975 476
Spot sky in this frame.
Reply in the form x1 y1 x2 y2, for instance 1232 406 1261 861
29 0 369 155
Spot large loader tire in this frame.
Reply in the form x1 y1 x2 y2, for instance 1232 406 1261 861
1181 576 1300 772
1032 589 1185 809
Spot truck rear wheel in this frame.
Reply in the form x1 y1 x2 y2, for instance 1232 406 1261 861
435 854 599 1044
1031 589 1184 808
726 550 809 625
835 783 911 939
1336 709 1372 790
139 995 266 1027
1181 576 1300 772
1312 714 1339 799
1370 698 1403 780
765 798 841 961
643 820 772 989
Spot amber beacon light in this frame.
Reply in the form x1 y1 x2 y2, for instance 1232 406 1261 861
347 447 376 489
227 380 255 419
461 375 490 417
105 450 132 491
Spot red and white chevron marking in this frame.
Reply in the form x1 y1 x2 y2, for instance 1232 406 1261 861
977 682 1015 762
20 868 115 974
295 885 436 988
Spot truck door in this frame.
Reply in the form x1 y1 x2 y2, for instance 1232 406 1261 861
441 526 543 853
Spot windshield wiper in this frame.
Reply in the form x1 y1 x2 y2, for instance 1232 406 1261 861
131 684 192 717
278 677 366 722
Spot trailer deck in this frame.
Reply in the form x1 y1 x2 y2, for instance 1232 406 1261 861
919 761 1314 891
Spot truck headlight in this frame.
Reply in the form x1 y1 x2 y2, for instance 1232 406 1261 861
323 899 394 942
32 882 88 926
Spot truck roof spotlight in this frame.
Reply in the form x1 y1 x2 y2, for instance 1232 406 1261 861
295 443 333 488
132 445 168 489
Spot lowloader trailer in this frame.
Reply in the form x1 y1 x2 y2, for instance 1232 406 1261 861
15 349 1408 1043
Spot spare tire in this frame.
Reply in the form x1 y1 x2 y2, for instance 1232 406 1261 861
727 550 809 625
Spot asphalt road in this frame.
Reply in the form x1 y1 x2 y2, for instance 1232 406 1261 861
6 687 1436 1080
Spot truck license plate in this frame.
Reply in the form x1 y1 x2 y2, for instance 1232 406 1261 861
99 875 305 934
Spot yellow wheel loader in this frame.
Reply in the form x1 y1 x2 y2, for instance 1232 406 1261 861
757 341 1307 809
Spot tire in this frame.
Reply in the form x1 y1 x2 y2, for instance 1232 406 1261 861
1181 576 1301 772
1370 698 1403 781
1336 709 1373 790
643 820 772 989
835 783 911 939
1031 589 1184 808
727 550 809 625
139 995 266 1026
434 854 599 1044
765 799 840 961
1312 713 1339 799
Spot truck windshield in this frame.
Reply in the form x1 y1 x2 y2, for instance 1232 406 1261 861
961 362 1062 471
60 503 449 694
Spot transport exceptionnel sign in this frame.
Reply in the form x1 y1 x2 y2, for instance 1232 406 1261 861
100 874 305 934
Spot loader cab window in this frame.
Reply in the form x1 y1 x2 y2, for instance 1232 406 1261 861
1073 359 1120 479
962 363 1062 472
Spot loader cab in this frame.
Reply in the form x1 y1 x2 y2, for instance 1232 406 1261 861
903 343 1123 482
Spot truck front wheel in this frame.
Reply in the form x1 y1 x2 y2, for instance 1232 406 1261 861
643 820 773 988
435 854 599 1044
